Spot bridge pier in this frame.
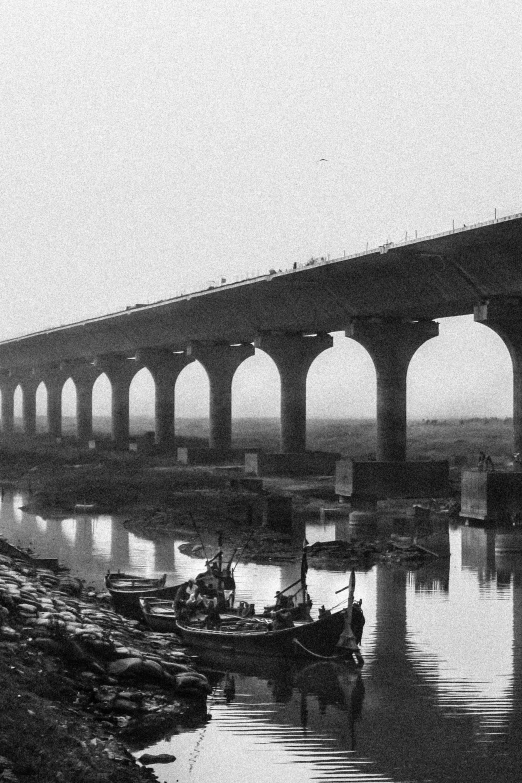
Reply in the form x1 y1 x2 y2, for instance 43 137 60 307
67 363 102 444
187 342 254 451
39 367 68 439
136 349 194 447
475 299 522 460
0 374 16 434
95 355 138 449
16 375 38 436
346 319 439 461
254 332 333 453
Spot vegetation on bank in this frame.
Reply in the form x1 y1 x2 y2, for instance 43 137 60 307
3 415 515 466
0 417 513 524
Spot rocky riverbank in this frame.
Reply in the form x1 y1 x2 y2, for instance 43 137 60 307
0 550 211 783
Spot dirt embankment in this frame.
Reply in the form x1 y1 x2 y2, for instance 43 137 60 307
0 551 212 783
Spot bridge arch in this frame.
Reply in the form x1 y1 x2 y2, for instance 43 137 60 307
307 331 377 455
129 367 155 436
91 373 112 439
61 378 77 437
408 315 512 464
175 361 210 442
232 350 280 449
13 384 23 432
35 381 47 433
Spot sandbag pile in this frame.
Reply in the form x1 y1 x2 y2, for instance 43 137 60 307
0 553 210 704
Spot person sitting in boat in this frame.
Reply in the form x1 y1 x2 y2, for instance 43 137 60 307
196 577 217 600
204 598 221 629
276 591 293 609
185 580 205 612
264 591 294 615
174 580 193 612
238 601 255 617
271 608 294 631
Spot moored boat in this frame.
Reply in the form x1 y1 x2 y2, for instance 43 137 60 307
105 572 180 614
173 608 347 659
141 561 363 662
139 594 312 635
140 596 181 633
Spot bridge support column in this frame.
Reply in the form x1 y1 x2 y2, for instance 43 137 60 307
39 367 68 439
47 382 63 439
255 332 333 453
19 377 38 436
136 349 194 447
475 299 522 461
68 363 102 444
95 355 138 449
346 319 438 461
0 376 16 434
187 342 254 451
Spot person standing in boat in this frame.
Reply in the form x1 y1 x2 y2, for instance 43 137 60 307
204 597 222 629
222 565 236 608
351 599 365 646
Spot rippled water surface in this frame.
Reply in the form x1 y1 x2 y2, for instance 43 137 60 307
1 492 521 782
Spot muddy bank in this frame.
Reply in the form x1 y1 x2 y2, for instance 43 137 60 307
0 550 211 783
8 452 454 569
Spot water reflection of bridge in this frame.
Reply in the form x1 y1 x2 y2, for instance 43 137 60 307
3 493 522 780
357 523 521 781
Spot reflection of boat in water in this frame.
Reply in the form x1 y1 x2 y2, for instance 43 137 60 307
203 653 365 743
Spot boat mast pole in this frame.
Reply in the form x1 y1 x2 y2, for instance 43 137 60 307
188 512 209 562
232 528 256 572
300 538 308 607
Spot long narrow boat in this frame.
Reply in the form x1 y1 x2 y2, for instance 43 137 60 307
171 567 363 661
139 597 182 633
173 609 347 659
139 595 311 634
105 572 181 614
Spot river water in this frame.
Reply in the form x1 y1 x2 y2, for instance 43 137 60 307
1 491 521 782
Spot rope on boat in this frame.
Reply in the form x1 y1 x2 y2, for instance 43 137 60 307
292 639 352 661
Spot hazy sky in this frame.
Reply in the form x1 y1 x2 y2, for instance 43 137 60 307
1 2 520 419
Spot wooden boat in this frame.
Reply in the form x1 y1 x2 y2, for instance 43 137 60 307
140 596 181 633
0 537 62 572
173 608 347 659
171 567 363 661
105 572 180 613
140 594 311 634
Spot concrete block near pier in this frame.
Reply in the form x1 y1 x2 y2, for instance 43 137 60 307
251 495 293 532
244 451 340 477
176 447 244 466
229 476 264 493
460 469 522 522
335 459 449 500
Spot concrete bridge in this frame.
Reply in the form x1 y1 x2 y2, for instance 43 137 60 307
2 212 522 456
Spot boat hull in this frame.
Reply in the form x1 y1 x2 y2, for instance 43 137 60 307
174 610 347 659
105 573 179 614
139 598 180 633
